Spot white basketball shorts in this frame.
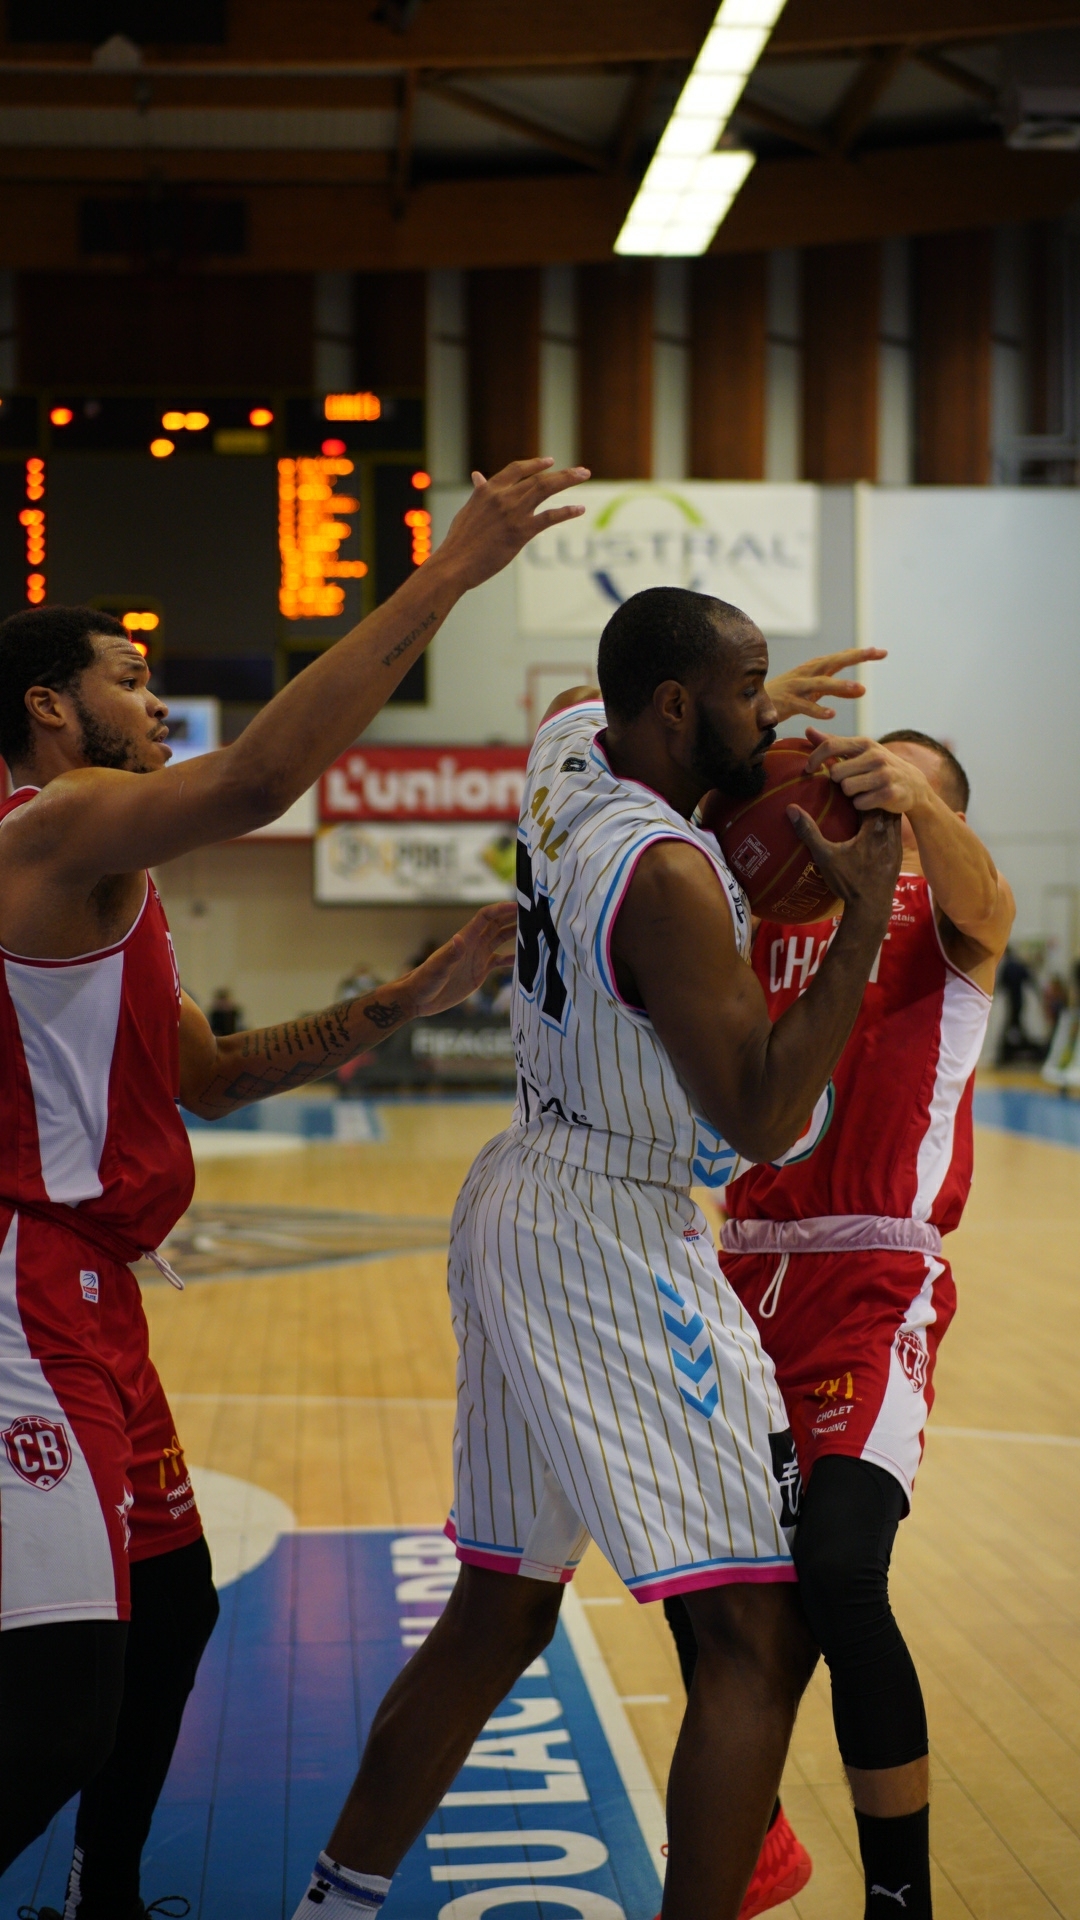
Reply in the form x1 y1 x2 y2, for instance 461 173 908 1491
445 1133 797 1603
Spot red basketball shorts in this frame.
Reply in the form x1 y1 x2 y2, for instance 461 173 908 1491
721 1245 956 1506
0 1206 202 1631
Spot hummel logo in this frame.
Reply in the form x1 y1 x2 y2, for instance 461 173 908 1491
871 1886 910 1907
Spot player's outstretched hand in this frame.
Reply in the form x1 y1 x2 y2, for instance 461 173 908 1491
439 457 590 590
765 648 887 723
787 805 902 919
405 901 518 1019
804 730 933 814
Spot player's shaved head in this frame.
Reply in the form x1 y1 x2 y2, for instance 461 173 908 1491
880 729 970 811
598 587 758 725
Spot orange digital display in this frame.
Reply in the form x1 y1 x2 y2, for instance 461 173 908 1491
122 610 160 632
404 507 432 566
324 392 381 422
49 406 73 427
278 456 368 620
22 459 45 603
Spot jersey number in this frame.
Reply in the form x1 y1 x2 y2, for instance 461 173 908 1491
517 841 567 1025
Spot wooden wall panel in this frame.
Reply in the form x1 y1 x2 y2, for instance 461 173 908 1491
18 271 313 386
802 241 880 481
578 261 653 479
354 270 426 389
915 229 993 483
467 267 541 476
689 253 766 479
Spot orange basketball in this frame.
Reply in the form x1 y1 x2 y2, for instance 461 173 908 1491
700 739 860 922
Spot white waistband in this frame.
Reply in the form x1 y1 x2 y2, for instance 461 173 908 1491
720 1215 943 1256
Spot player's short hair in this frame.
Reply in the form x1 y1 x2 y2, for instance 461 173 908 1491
879 728 970 811
597 586 756 725
0 604 127 767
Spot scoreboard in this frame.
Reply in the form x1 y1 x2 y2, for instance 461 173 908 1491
0 388 430 710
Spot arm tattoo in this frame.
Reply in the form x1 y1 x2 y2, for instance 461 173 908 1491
197 992 411 1117
381 609 437 670
364 1000 404 1031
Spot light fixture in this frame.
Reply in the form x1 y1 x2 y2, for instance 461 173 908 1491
614 0 785 257
150 438 175 458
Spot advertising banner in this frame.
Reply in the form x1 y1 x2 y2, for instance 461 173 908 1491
315 821 516 904
320 745 529 824
517 481 818 636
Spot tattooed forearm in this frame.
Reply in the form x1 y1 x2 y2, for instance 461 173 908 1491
364 1000 404 1031
381 609 437 670
191 989 414 1118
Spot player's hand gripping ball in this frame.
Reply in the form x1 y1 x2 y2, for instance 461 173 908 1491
701 738 860 923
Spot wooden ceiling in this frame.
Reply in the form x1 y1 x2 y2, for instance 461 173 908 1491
2 0 1079 269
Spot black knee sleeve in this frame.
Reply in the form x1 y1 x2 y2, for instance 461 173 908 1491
663 1596 698 1693
793 1455 927 1772
0 1620 127 1871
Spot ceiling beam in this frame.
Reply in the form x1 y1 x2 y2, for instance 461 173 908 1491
610 61 667 171
392 68 417 213
768 0 1080 55
827 44 909 153
0 0 718 73
0 147 392 182
911 48 998 102
3 139 1079 270
417 77 608 170
735 97 832 154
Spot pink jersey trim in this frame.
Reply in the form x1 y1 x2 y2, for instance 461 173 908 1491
631 1563 798 1605
444 1519 577 1583
721 1214 944 1257
532 697 605 743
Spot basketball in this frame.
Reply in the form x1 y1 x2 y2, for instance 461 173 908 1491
701 739 860 922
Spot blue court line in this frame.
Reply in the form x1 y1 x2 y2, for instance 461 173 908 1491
973 1086 1080 1151
0 1529 662 1920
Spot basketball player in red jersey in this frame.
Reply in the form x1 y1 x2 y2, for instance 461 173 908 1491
712 725 1014 1919
0 455 587 1920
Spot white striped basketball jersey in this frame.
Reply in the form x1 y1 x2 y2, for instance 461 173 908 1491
512 700 751 1189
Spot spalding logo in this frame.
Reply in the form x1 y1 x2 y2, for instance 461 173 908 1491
2 1414 73 1488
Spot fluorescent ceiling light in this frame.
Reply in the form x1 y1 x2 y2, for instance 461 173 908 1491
615 0 786 257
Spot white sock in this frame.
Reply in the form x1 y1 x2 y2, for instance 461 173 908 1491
291 1853 391 1919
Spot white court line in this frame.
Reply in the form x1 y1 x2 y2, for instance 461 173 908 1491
930 1425 1080 1446
172 1392 456 1408
560 1584 669 1876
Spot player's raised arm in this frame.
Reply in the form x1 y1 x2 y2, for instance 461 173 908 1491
610 812 900 1165
0 458 588 886
805 729 1014 971
179 902 515 1119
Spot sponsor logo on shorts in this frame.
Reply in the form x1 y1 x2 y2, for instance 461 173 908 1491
730 832 770 880
814 1372 855 1403
80 1268 99 1304
2 1414 73 1488
768 1429 802 1526
896 1329 928 1393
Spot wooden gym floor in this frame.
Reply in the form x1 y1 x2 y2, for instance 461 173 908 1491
145 1091 1080 1920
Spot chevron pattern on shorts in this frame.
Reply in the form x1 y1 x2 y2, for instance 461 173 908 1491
654 1272 719 1419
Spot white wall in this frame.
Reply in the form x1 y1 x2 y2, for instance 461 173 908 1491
860 487 1080 951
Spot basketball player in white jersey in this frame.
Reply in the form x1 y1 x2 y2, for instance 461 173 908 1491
292 586 902 1920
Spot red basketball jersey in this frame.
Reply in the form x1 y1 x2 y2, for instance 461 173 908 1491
725 873 991 1231
0 787 195 1259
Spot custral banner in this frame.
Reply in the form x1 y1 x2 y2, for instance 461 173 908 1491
315 822 517 904
517 481 818 636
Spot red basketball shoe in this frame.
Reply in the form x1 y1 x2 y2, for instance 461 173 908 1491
651 1808 812 1920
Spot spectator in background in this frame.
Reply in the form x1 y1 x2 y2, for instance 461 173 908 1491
996 946 1041 1063
208 987 241 1038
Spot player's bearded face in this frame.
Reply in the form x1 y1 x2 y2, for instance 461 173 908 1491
72 692 159 773
691 702 774 801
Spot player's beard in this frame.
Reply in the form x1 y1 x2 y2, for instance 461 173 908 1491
72 695 154 773
692 705 774 801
